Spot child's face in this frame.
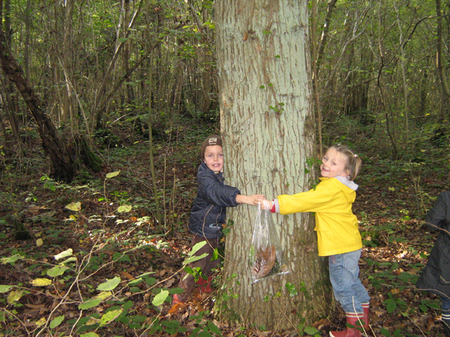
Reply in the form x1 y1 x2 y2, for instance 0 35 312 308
320 147 349 178
203 145 224 173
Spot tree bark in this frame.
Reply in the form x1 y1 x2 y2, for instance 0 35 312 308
216 0 330 330
0 28 75 183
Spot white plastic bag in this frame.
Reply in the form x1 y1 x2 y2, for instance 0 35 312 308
249 205 289 283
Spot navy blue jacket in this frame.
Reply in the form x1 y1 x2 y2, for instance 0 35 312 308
416 191 450 299
189 161 240 239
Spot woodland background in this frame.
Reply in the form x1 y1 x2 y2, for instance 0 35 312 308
1 0 450 336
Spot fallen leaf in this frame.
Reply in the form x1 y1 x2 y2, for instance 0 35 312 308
251 245 276 277
30 278 52 287
120 271 134 280
168 302 187 314
426 316 435 330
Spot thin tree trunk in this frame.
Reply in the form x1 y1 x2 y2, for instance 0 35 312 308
315 0 338 72
435 0 450 121
395 4 409 146
0 28 75 183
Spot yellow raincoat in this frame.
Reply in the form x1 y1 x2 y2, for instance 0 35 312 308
277 177 362 256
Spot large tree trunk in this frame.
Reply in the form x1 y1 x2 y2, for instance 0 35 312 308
216 0 331 330
0 28 75 183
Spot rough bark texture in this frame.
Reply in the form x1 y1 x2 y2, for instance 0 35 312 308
0 28 75 183
215 0 331 330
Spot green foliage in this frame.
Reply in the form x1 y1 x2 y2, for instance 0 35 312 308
0 229 189 336
305 155 321 188
297 318 321 337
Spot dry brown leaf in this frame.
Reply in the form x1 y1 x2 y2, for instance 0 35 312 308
165 278 177 287
313 318 331 329
120 271 134 280
251 245 276 278
168 303 187 314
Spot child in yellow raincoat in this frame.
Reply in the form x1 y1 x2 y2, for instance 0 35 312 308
263 144 370 337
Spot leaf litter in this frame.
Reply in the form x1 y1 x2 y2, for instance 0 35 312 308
0 132 449 336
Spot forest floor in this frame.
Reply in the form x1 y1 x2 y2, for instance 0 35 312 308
0 120 449 337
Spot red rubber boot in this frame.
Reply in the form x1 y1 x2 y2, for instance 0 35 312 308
329 312 364 337
361 303 370 330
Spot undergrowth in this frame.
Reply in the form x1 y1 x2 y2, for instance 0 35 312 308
0 118 449 336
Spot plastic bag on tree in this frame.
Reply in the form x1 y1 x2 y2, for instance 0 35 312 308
249 205 289 283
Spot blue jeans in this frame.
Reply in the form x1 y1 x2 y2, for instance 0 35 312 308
329 249 370 314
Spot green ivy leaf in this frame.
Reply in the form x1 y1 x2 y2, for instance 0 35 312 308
54 249 73 261
285 282 298 297
207 321 222 334
380 327 392 336
385 299 397 313
36 317 46 326
78 292 112 310
80 333 100 337
7 290 23 304
0 285 14 293
304 326 320 335
97 276 121 291
183 253 208 265
50 315 64 329
31 278 52 287
99 308 123 327
65 202 81 212
152 290 169 306
60 257 77 264
106 171 121 179
1 254 24 264
190 241 207 255
47 264 70 277
183 241 208 265
79 298 102 310
128 278 143 286
161 320 181 328
117 205 132 213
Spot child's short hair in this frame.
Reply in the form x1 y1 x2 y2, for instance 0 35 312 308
200 134 222 159
330 144 362 180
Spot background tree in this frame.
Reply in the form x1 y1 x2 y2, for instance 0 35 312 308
0 1 216 224
0 27 75 183
312 0 446 158
215 0 330 330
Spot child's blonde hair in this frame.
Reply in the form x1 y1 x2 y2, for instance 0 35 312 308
330 144 362 181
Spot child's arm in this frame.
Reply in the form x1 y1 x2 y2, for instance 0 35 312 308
236 194 265 206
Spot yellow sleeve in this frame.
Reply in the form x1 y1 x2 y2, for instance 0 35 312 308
278 180 345 215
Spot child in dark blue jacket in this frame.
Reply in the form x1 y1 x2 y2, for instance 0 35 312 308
416 191 450 337
173 135 264 303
